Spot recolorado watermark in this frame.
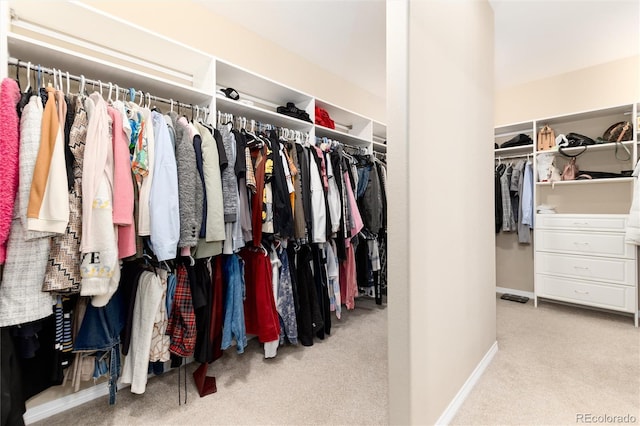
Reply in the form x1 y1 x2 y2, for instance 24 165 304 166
576 413 637 424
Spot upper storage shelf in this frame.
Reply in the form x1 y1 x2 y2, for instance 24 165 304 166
6 33 213 106
494 121 535 153
9 1 215 91
216 60 314 121
535 104 635 145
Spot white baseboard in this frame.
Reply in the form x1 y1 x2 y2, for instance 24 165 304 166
435 340 499 425
495 286 534 299
24 381 112 424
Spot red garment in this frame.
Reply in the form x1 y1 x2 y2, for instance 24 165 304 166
240 248 280 343
166 264 196 357
339 244 358 310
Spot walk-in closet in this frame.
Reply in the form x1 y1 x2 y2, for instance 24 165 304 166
0 2 388 424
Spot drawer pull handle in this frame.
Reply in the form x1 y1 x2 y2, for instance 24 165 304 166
573 242 590 247
574 290 590 295
573 266 590 271
572 222 589 226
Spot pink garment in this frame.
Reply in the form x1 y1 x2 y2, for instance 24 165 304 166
339 244 358 310
107 107 136 259
343 170 364 242
0 79 21 264
313 147 329 191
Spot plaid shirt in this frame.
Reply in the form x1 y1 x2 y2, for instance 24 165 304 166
166 264 196 357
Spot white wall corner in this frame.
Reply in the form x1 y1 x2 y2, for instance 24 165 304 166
435 341 499 425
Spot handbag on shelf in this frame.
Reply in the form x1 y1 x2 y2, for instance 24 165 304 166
561 157 579 181
565 133 595 147
536 152 561 182
602 121 633 143
557 132 592 158
537 125 555 151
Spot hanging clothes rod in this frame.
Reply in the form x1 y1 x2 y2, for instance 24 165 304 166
494 153 531 161
7 57 209 115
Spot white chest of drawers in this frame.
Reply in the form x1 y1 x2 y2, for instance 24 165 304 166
534 214 638 327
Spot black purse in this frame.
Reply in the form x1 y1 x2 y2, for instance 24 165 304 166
558 133 596 157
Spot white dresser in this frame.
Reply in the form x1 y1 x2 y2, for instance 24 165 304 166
534 214 638 327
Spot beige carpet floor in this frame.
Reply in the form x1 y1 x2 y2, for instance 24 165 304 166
453 296 640 425
30 297 388 426
29 294 640 425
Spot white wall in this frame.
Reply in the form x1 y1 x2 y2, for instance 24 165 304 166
85 1 386 123
388 0 497 423
496 55 639 126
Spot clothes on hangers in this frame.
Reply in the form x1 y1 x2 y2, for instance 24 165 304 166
0 62 389 410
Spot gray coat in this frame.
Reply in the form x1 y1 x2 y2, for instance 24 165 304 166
170 112 203 247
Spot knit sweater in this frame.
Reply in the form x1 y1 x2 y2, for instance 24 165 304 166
170 112 203 247
0 78 21 264
218 124 239 222
80 93 120 307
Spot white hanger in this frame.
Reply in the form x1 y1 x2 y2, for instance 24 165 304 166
114 84 120 102
66 72 70 96
108 82 113 103
80 75 86 96
170 99 174 113
97 80 103 96
58 69 63 93
138 90 144 106
25 62 32 93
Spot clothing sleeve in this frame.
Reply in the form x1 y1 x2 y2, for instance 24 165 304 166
521 162 534 227
150 112 180 261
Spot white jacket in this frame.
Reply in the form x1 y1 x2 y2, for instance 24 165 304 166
625 161 640 245
149 111 180 261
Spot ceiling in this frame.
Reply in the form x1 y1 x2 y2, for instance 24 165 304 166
199 0 386 98
200 0 639 98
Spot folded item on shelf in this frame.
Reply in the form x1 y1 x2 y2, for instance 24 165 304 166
499 133 532 148
315 105 335 128
536 204 557 214
277 102 312 123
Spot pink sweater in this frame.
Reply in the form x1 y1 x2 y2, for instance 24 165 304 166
108 107 136 258
0 79 21 264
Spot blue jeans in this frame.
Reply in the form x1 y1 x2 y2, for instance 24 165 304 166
221 254 247 353
74 289 125 405
357 165 371 199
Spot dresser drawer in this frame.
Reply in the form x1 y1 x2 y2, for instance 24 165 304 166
535 230 634 259
535 252 636 287
536 274 636 313
536 215 627 231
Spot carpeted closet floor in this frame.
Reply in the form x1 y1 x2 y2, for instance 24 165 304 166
30 297 388 426
29 293 640 425
453 296 640 425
